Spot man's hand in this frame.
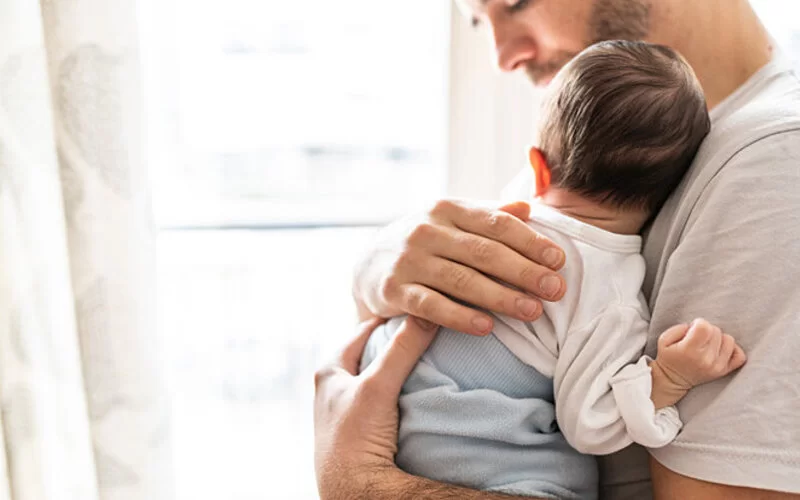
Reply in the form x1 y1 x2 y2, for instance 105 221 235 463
314 316 438 498
353 199 567 335
650 319 747 408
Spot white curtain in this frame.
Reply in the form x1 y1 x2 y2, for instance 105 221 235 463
0 1 172 500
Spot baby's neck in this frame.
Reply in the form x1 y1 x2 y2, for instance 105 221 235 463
538 189 649 236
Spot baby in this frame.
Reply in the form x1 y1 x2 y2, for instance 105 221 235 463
360 41 746 499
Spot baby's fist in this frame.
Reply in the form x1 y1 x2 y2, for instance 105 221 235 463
654 318 747 391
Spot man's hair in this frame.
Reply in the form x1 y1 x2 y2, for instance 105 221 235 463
538 40 711 213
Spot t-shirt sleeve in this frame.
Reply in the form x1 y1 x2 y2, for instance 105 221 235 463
646 132 800 493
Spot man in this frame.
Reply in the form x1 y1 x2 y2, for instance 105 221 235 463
315 0 800 498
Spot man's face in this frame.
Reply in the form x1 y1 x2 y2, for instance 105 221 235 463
460 0 652 86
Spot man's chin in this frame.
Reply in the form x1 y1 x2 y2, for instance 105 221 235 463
529 73 556 88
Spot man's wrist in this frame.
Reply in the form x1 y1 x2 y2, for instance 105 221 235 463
650 359 690 409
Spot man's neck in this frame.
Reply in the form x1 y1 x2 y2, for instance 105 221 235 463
647 0 773 109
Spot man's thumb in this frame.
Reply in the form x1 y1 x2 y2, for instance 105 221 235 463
361 316 438 396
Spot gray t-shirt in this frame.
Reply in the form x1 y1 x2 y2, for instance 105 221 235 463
601 56 800 498
504 55 800 498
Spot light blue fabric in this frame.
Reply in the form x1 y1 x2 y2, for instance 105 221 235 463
361 317 598 499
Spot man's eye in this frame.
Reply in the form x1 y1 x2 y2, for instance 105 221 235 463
508 0 531 13
469 0 531 27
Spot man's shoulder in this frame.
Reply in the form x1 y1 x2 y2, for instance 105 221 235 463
704 76 800 167
643 70 800 300
672 70 800 211
689 87 800 206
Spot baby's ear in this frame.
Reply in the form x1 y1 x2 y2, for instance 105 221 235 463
529 147 551 197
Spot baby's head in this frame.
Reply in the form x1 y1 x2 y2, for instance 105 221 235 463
532 40 711 229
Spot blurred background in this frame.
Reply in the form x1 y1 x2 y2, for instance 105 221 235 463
137 1 800 499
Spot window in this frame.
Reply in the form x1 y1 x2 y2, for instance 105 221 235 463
150 0 450 228
142 2 451 499
752 0 800 68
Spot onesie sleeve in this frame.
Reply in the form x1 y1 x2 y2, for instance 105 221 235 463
553 305 682 455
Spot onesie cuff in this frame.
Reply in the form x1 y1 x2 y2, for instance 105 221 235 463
610 357 683 449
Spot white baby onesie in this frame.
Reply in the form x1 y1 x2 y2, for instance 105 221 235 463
492 202 681 454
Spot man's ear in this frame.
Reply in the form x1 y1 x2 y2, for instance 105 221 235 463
529 147 551 197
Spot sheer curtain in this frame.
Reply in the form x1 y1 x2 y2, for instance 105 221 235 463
0 1 171 499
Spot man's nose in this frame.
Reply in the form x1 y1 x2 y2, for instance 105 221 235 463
486 10 537 72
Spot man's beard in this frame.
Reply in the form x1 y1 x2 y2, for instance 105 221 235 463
524 0 652 86
524 52 577 85
589 0 652 42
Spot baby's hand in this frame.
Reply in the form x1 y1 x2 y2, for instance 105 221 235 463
653 319 747 393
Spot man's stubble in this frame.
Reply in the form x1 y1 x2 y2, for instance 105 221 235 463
524 0 653 85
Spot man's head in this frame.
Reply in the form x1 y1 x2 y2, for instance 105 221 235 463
457 0 653 86
533 40 711 214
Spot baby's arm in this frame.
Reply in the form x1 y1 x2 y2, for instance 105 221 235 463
649 319 747 409
554 304 659 455
554 308 746 455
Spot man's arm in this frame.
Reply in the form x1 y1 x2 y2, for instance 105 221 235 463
651 459 800 500
351 200 567 333
313 318 541 500
352 466 530 500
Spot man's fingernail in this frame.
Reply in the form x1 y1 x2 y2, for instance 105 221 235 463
516 298 539 318
471 316 492 334
542 248 563 268
412 317 437 331
539 275 562 298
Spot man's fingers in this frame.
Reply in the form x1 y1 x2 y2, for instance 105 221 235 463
658 323 690 349
406 223 563 304
434 199 566 272
337 318 387 375
499 201 532 221
399 283 494 335
436 228 565 302
360 316 439 396
416 256 543 324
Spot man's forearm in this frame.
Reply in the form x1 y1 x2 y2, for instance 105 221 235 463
336 466 538 500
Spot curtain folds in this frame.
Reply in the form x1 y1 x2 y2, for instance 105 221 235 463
0 1 172 499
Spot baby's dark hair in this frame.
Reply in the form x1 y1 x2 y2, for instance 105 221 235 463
538 40 711 213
